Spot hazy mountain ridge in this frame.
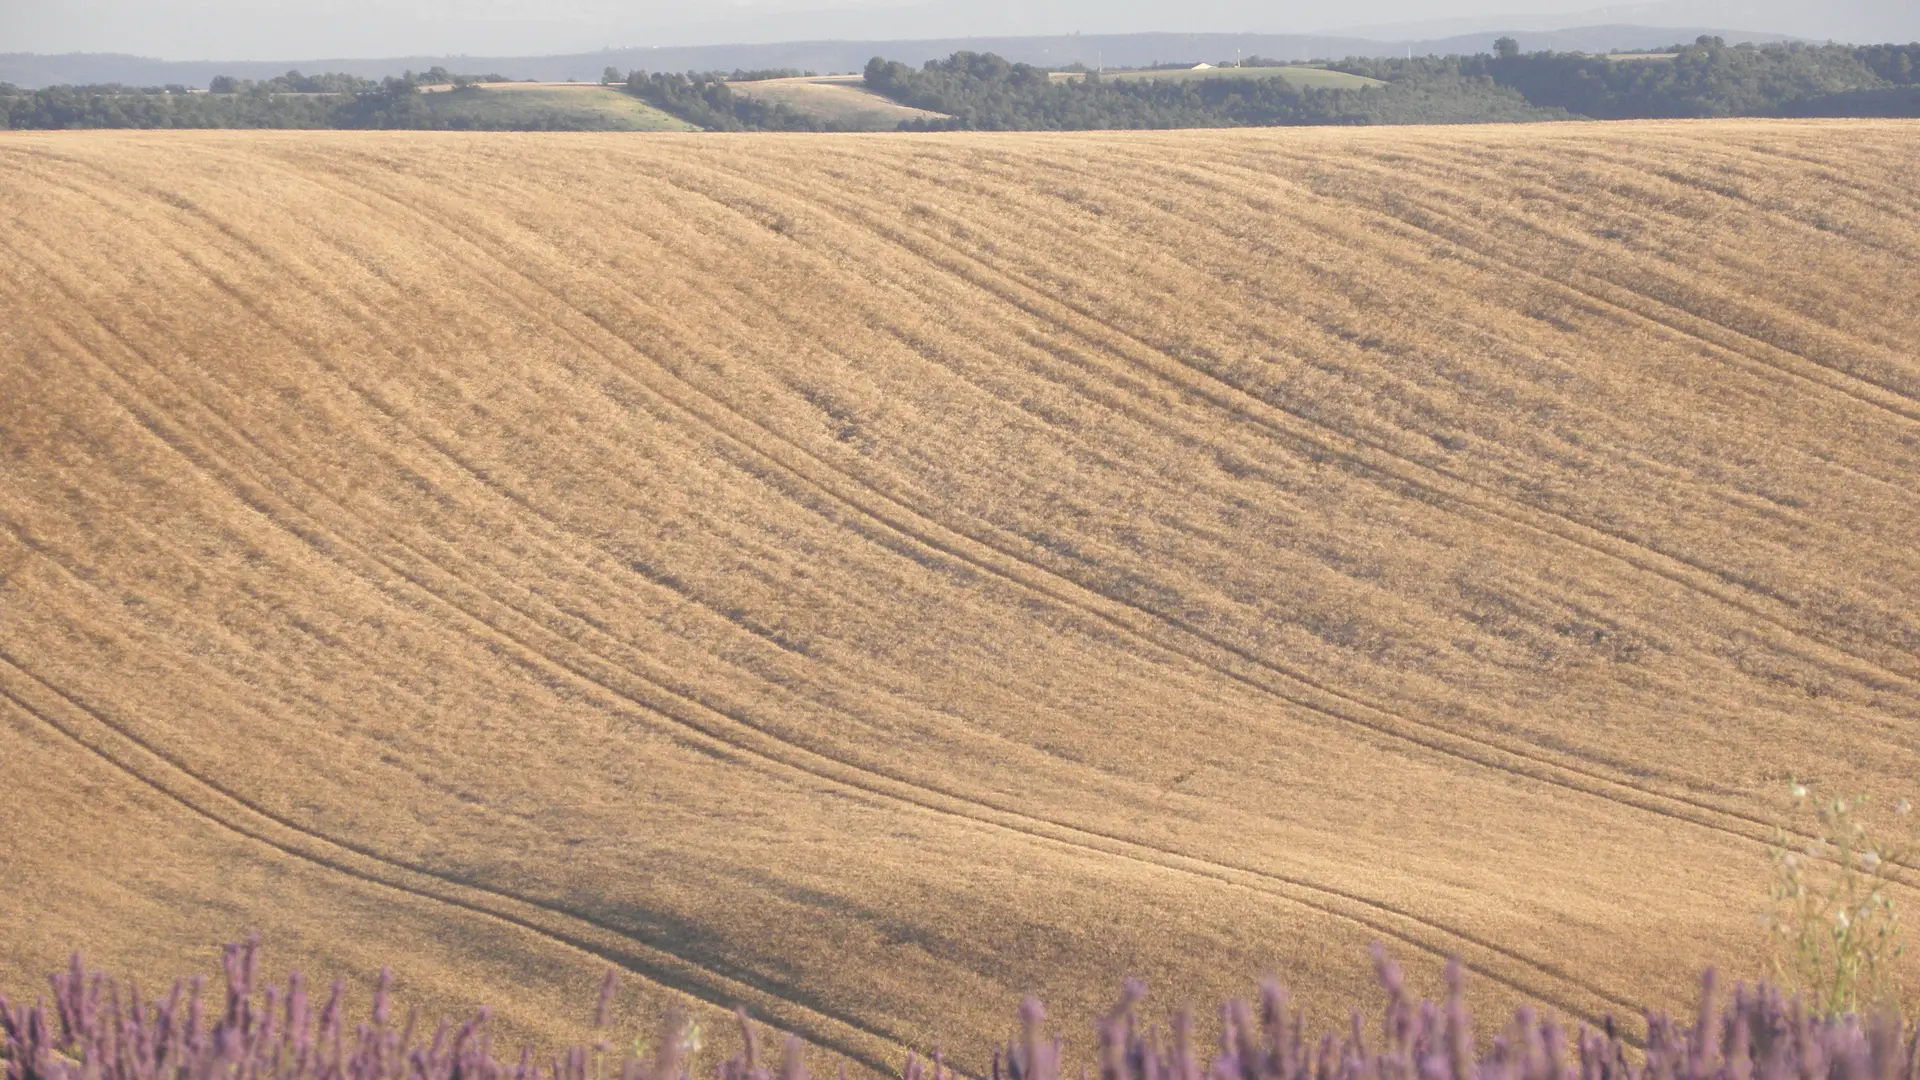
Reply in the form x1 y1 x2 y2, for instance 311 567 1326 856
1556 0 1913 41
1343 0 1914 42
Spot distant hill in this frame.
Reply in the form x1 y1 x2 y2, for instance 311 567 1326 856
1341 0 1916 43
1 25 1798 89
1561 0 1915 43
1395 23 1796 55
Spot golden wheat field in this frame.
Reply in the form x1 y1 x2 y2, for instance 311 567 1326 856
2 121 1918 1071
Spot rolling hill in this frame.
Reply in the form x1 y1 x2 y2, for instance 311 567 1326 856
413 82 697 131
2 122 1918 1070
725 75 950 131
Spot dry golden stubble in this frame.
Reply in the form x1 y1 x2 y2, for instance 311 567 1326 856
0 121 1917 1069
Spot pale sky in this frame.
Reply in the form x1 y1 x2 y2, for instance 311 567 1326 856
2 0 1909 60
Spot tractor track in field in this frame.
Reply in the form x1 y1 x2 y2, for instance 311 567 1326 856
596 144 1919 832
0 652 926 1078
1320 146 1920 423
242 139 1920 868
984 140 1920 661
333 141 1822 855
870 139 1920 674
1 146 1659 1033
4 128 1916 1056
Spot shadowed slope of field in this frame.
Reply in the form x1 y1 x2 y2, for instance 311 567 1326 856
1 122 1917 1069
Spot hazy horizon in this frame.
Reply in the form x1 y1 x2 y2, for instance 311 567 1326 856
4 0 1914 61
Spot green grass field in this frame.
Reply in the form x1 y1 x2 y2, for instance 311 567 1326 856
1095 66 1383 89
417 84 695 131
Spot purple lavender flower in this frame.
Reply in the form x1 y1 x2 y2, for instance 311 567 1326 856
2 942 1913 1080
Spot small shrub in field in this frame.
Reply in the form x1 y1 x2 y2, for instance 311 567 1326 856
1767 782 1918 1017
5 939 1920 1080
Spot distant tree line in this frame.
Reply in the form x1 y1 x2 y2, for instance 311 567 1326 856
860 51 1559 129
859 39 1920 129
0 68 631 130
0 79 459 130
207 70 378 95
1 83 347 129
1330 37 1920 119
725 68 816 82
6 40 1918 130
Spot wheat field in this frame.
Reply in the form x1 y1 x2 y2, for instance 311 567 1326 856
1 121 1917 1070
